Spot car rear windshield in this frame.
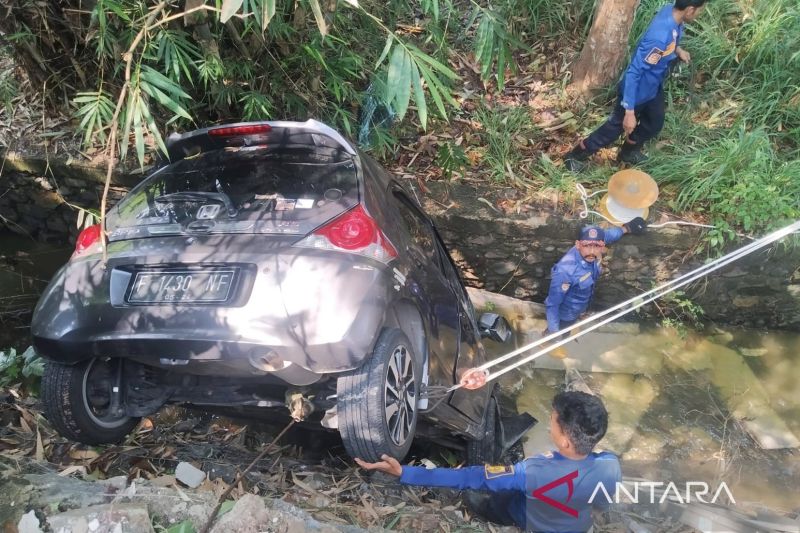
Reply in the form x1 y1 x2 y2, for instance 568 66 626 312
107 146 359 240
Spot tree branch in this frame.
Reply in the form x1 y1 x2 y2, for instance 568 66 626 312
99 1 168 264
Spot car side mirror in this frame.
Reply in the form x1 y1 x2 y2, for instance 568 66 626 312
478 313 512 343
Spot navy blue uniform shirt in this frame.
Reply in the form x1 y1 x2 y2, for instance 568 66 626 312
621 4 683 110
400 451 622 532
544 227 623 333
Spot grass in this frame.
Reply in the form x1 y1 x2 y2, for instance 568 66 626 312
474 101 536 183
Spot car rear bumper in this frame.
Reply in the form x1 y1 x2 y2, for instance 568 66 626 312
32 236 393 379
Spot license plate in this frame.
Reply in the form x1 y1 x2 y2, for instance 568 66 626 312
127 269 236 303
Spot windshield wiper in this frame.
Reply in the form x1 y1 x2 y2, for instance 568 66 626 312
154 191 238 217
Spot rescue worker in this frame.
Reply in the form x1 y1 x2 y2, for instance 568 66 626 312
545 221 646 335
356 391 621 532
563 0 709 171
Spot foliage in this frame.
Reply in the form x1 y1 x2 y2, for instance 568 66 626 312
468 5 525 90
0 346 44 391
474 102 534 182
0 47 17 115
651 289 705 338
645 127 800 247
2 0 532 167
436 141 469 180
523 0 596 39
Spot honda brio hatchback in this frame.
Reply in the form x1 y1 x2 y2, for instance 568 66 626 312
32 120 516 462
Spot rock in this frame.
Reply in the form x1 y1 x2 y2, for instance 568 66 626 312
22 473 118 509
18 510 42 533
210 494 269 533
733 295 760 308
492 261 518 275
47 503 154 533
175 462 206 489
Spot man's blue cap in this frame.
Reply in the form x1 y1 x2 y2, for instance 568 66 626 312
579 226 605 242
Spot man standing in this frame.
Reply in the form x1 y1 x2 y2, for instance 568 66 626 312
564 0 709 171
356 391 621 532
545 222 645 335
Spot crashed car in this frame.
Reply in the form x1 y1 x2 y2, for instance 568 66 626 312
32 120 532 462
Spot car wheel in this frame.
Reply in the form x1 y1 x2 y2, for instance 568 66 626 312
466 395 500 465
337 328 419 462
42 358 140 445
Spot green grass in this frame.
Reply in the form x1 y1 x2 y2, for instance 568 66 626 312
474 102 536 183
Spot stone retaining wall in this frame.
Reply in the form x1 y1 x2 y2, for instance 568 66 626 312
2 153 798 330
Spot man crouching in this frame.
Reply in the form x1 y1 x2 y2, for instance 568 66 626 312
356 391 621 532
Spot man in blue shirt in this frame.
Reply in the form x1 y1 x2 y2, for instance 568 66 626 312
356 391 621 532
545 222 645 335
564 0 708 171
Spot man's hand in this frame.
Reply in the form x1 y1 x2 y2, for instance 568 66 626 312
460 368 488 390
623 217 648 235
676 47 691 63
355 454 403 477
623 111 637 136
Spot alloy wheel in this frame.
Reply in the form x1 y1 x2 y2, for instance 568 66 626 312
384 344 416 446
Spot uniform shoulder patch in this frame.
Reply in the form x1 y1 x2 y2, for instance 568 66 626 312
561 282 571 292
484 464 514 479
645 47 664 65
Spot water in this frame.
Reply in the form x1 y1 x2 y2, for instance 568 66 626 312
494 322 800 513
0 231 71 348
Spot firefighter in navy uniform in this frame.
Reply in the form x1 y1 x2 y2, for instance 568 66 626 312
356 391 621 533
544 222 646 336
564 0 709 171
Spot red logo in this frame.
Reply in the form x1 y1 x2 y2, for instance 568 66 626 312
531 470 579 517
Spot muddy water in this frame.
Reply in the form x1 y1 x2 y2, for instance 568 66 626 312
490 322 800 512
0 231 71 348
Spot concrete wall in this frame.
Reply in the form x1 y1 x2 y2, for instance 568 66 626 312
2 153 798 330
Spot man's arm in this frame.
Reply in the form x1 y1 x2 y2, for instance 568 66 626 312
356 455 526 493
401 464 526 492
544 267 571 333
621 34 668 112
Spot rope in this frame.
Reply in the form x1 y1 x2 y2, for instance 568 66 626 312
449 219 800 392
576 183 715 229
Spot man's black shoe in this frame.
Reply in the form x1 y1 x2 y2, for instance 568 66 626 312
563 144 591 172
617 145 648 165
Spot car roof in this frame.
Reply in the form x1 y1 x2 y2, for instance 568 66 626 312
166 120 357 163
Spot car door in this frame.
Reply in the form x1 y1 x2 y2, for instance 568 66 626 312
390 189 462 390
431 230 492 422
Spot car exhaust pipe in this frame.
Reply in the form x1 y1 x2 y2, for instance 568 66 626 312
249 350 292 372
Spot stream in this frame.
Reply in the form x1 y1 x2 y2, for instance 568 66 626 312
495 322 800 514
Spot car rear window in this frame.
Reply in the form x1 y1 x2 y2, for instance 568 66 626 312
107 146 359 240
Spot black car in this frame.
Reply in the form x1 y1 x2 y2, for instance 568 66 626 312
32 120 525 462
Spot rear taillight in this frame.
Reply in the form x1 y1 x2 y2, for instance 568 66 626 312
208 124 272 137
73 223 102 258
295 205 397 264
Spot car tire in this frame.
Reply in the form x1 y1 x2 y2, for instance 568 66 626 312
466 395 500 465
337 328 419 462
42 359 140 445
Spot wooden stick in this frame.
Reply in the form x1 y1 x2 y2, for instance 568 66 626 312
199 420 296 533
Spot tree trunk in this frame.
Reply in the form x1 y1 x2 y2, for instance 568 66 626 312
568 0 640 96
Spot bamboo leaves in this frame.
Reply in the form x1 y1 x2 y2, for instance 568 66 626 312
383 40 459 129
73 90 115 149
155 29 201 83
118 66 193 167
308 0 329 37
472 8 522 91
220 0 244 23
